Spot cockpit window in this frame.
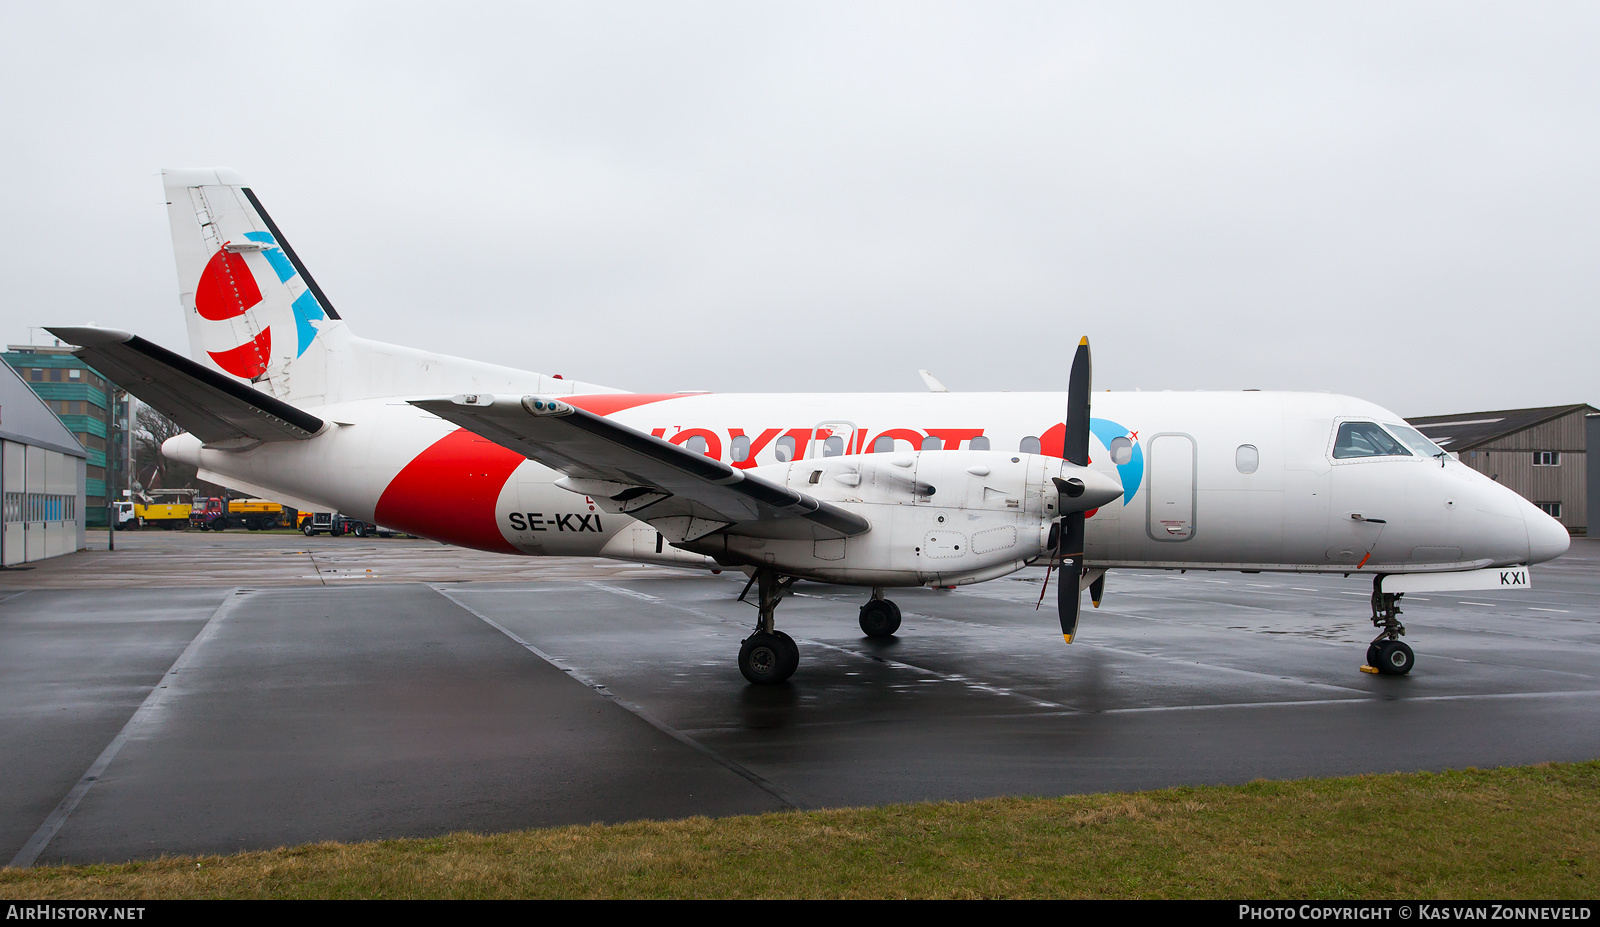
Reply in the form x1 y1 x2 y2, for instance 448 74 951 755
1385 424 1448 459
1332 422 1412 459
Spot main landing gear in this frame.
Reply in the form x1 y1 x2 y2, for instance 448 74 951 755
1365 577 1415 676
734 573 906 684
738 569 800 685
858 588 902 638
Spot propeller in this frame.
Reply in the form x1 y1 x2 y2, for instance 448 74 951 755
1058 337 1092 643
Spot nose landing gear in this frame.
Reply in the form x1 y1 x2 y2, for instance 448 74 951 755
1364 579 1415 675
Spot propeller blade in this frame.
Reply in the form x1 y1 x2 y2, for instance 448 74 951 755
1089 570 1106 608
1058 511 1085 642
1058 336 1093 643
1065 336 1091 467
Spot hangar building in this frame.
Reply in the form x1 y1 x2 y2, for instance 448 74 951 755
1 359 87 564
1407 404 1595 535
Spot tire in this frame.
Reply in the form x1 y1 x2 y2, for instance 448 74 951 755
1366 643 1382 667
771 630 800 679
353 522 368 538
1375 640 1415 676
211 518 227 532
739 632 797 685
858 599 902 638
303 522 316 537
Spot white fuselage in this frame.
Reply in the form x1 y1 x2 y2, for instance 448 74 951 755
166 386 1569 583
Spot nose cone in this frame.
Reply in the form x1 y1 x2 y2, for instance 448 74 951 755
1523 503 1571 564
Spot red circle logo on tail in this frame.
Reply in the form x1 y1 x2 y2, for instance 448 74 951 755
195 249 263 320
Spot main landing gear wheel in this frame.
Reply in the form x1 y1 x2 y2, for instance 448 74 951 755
858 598 902 638
736 568 800 685
739 631 798 684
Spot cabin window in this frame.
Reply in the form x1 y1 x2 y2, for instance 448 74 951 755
1019 436 1041 455
1332 422 1411 459
684 435 709 456
823 435 845 457
1109 436 1133 465
730 435 751 462
921 435 943 451
872 435 895 453
968 435 990 451
774 435 796 462
1533 451 1560 467
1235 445 1259 474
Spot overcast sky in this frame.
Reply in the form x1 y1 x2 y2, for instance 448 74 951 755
2 2 1595 415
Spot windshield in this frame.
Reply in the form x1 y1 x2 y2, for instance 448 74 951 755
1332 421 1412 459
1385 423 1449 458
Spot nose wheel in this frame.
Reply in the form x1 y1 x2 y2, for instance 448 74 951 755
1364 579 1415 675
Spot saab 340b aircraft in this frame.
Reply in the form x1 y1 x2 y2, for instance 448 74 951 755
48 169 1570 684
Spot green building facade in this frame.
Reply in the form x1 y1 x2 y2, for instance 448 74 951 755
3 345 130 527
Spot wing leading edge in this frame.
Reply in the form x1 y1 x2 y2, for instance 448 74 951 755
410 394 871 543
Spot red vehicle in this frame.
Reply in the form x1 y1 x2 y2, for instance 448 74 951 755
190 496 291 531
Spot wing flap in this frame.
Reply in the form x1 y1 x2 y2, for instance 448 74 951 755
410 394 870 541
45 326 325 447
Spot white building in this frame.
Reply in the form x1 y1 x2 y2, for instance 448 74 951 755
1 359 87 564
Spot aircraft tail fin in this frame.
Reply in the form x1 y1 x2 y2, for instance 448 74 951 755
162 168 341 399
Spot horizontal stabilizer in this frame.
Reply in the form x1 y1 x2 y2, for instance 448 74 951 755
411 394 871 542
45 326 325 448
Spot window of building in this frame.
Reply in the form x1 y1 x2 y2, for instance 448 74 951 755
28 368 43 381
49 368 63 382
1537 502 1562 518
1533 451 1560 466
68 369 81 380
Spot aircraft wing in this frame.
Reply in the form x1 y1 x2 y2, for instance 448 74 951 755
411 394 871 542
44 326 325 447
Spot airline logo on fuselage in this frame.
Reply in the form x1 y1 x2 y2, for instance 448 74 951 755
633 416 1145 506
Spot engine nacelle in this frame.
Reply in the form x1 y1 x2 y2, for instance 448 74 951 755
684 450 1122 587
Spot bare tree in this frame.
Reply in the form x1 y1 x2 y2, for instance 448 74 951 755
132 406 226 494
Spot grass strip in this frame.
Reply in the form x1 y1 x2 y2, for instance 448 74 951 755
4 762 1597 899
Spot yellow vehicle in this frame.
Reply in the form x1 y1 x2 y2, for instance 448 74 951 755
134 500 191 529
192 497 295 531
113 490 193 530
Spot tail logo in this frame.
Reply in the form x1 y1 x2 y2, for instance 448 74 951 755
191 231 328 379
